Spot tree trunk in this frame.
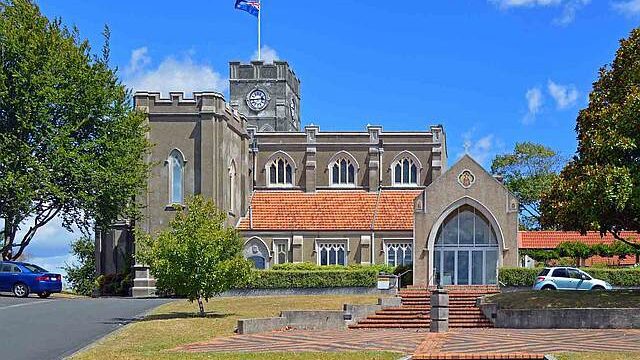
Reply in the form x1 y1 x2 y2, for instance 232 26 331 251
197 295 205 317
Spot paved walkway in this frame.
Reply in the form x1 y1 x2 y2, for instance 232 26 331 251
414 328 640 359
175 329 427 354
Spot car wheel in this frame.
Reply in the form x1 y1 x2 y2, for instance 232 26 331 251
38 292 51 299
13 283 29 298
541 285 556 291
591 285 605 291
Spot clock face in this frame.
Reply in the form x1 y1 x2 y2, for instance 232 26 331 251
247 89 269 111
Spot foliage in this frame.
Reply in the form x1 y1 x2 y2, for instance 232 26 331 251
491 142 563 230
499 267 640 287
271 262 395 274
0 0 151 260
521 240 640 266
241 269 378 289
95 273 132 296
540 27 640 250
62 236 96 296
137 196 252 316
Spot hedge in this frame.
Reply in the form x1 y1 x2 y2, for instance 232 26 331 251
240 269 378 289
499 267 640 287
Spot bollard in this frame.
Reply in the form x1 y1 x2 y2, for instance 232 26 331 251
430 288 449 332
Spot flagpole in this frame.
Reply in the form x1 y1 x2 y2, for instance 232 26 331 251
257 0 261 60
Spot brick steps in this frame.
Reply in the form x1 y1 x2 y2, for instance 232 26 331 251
413 354 546 360
348 287 496 330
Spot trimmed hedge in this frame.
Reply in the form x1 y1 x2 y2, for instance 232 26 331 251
499 267 640 287
240 269 378 289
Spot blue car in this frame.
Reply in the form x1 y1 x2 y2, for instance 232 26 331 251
533 267 612 291
0 261 62 298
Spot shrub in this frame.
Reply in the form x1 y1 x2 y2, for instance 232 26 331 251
499 267 640 287
95 273 132 296
240 269 378 289
63 236 97 296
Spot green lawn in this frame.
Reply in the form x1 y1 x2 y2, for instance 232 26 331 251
556 352 640 360
71 294 399 360
483 289 640 309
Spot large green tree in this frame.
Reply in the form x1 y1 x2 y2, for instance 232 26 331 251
491 142 563 230
540 27 640 249
137 196 252 316
0 0 151 259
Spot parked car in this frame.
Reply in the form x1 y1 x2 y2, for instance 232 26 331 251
533 267 612 291
0 261 62 298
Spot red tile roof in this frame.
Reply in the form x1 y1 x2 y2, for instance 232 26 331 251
237 190 422 231
518 231 640 249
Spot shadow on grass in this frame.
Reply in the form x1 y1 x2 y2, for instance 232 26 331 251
141 311 235 321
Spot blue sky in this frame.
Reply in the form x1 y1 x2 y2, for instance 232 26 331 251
23 0 640 276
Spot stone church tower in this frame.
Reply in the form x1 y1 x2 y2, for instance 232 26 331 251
229 61 301 132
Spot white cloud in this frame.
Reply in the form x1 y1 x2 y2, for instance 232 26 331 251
124 47 227 96
252 45 279 63
459 130 502 166
490 0 590 24
523 87 543 124
547 80 579 109
613 0 640 15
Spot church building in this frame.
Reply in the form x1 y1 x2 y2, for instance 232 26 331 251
94 60 520 297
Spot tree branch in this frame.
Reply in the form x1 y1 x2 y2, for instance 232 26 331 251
607 229 640 250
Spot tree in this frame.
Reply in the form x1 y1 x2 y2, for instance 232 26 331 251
63 236 96 296
137 196 252 317
491 142 564 230
0 0 151 259
540 27 640 250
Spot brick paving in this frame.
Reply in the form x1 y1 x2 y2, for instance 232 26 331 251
174 329 427 354
414 328 640 360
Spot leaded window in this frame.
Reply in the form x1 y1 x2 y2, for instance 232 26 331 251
169 150 184 204
385 242 413 267
331 158 355 186
393 158 418 186
317 242 347 266
269 158 293 186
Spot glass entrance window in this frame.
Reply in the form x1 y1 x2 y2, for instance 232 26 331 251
433 205 499 286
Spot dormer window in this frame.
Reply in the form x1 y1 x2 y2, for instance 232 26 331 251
391 152 421 186
269 157 293 186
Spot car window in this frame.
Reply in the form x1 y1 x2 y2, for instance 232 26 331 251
1 264 12 272
11 265 21 273
568 269 582 279
579 270 592 280
537 268 550 276
552 268 569 278
23 264 48 273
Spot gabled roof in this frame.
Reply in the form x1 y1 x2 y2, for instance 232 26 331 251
237 190 422 231
518 231 640 249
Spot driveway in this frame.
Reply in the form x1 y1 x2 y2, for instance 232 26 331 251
0 294 172 360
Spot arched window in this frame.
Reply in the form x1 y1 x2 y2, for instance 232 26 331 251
434 205 498 286
229 161 237 213
268 157 293 186
168 150 185 204
393 158 418 186
330 155 356 186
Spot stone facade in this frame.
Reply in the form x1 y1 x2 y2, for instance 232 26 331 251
95 60 520 296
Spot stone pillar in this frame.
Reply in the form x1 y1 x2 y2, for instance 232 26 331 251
292 235 304 263
367 125 383 190
305 125 318 192
359 235 371 264
430 288 449 332
430 125 446 179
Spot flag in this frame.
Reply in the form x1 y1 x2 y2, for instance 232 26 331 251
235 0 260 17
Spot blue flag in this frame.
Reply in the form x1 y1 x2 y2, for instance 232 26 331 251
235 0 260 17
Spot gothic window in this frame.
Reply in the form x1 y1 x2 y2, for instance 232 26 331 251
273 239 289 265
385 241 413 267
393 157 418 186
168 150 185 204
229 161 237 213
330 157 356 186
268 157 293 187
317 241 347 266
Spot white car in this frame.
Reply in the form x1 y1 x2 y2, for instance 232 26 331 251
533 267 613 291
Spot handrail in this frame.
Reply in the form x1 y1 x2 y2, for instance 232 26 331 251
396 269 412 290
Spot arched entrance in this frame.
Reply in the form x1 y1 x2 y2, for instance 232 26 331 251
243 237 270 270
433 204 499 285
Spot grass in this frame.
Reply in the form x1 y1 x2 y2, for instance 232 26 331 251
483 289 640 309
556 352 640 360
71 294 400 360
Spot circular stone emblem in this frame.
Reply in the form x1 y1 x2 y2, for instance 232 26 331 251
458 169 475 189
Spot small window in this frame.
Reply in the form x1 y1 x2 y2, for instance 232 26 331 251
268 158 293 187
385 242 413 267
168 150 185 204
330 158 356 186
552 268 569 278
392 157 418 186
273 239 289 265
317 241 347 266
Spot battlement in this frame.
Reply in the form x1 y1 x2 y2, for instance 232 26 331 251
229 60 300 93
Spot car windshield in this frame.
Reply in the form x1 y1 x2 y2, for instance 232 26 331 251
537 268 550 276
23 264 48 273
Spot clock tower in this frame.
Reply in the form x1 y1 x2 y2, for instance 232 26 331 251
229 60 301 132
